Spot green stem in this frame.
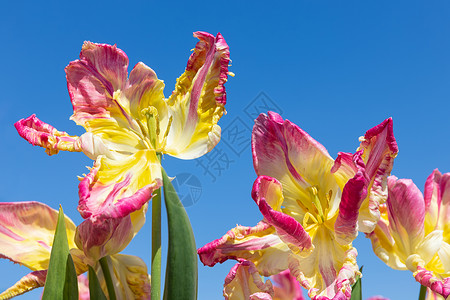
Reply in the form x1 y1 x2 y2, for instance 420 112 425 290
418 285 427 300
151 185 162 300
99 257 116 300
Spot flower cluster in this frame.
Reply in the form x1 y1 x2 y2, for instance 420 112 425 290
2 31 450 300
199 112 398 299
2 31 231 298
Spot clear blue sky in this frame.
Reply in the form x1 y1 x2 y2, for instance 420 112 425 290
1 1 450 299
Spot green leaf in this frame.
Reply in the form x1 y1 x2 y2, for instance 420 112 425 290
350 266 363 300
63 254 79 299
88 265 107 300
42 206 78 300
99 256 117 300
162 169 198 300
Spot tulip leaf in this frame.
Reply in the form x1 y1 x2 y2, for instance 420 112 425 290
42 206 78 300
88 265 107 300
162 169 198 300
99 256 117 300
350 266 363 300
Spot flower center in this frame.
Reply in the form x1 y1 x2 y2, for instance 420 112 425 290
310 186 325 223
139 106 173 154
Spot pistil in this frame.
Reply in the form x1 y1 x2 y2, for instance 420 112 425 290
310 186 324 223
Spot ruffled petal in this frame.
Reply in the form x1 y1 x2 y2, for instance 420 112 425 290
414 266 450 298
223 260 274 300
356 118 398 233
67 42 129 126
0 201 77 270
95 254 151 300
66 42 153 160
333 151 368 245
252 176 312 253
198 221 291 276
78 151 162 221
164 32 231 159
15 115 82 156
252 112 338 221
0 270 46 299
271 269 305 300
288 235 359 300
331 152 358 189
75 216 134 262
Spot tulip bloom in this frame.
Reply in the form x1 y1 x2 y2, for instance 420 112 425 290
367 169 450 298
0 201 151 299
15 32 231 229
199 112 398 299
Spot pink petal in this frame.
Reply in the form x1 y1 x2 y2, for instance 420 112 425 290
77 274 90 300
223 260 274 300
252 176 312 252
75 216 134 262
334 151 369 244
66 42 129 126
331 152 358 183
252 112 337 220
164 32 231 159
125 62 166 117
359 118 398 178
252 112 333 188
77 154 162 222
424 169 450 231
271 269 305 300
198 221 291 276
387 176 425 251
0 201 77 271
414 266 450 298
79 42 128 92
357 118 398 233
15 115 82 156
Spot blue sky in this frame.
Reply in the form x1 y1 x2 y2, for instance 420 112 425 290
1 0 450 299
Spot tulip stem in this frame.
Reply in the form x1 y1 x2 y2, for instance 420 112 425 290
99 257 116 300
418 285 426 300
151 184 162 300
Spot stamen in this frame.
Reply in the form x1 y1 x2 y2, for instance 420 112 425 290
160 116 173 148
142 106 160 149
303 212 318 231
310 186 324 223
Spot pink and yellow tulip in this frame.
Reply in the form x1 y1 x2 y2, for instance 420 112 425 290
0 201 151 299
15 32 231 232
367 169 450 298
199 112 398 299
